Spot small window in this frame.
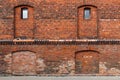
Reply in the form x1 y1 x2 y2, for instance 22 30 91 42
21 8 28 19
84 8 91 19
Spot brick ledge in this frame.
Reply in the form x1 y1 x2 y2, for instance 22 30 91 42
0 39 119 45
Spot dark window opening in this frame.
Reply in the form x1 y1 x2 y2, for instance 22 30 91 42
21 8 28 19
84 8 91 19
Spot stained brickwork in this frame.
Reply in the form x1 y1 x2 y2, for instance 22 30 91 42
0 44 119 75
12 51 36 75
0 0 120 76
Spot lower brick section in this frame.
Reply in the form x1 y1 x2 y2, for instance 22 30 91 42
0 54 7 74
12 51 36 75
0 43 120 75
75 51 99 74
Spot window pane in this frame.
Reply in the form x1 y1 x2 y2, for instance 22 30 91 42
22 8 28 19
84 8 90 19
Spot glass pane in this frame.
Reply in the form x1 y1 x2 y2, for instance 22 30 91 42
22 8 28 19
84 9 90 19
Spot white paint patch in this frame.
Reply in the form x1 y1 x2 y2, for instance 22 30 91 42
36 58 46 72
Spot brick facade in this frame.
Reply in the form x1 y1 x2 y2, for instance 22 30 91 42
0 0 120 76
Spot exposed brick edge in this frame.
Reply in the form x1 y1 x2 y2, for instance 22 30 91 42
0 39 120 45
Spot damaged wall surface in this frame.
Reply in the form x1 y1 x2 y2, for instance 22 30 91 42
0 42 120 75
0 0 120 76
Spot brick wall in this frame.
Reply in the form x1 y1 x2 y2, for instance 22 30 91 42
0 43 120 75
0 0 120 76
78 5 98 39
15 5 34 39
0 0 120 39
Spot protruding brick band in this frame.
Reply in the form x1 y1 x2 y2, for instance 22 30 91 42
0 39 120 45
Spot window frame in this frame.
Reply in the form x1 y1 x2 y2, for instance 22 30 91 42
84 8 91 20
21 8 29 19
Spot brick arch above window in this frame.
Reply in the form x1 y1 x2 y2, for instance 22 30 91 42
75 50 100 55
14 5 34 19
14 5 34 9
78 5 97 9
12 50 36 54
77 5 97 20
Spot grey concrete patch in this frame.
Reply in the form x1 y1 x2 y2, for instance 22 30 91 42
0 76 120 80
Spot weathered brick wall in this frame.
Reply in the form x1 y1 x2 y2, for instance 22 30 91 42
12 51 36 75
0 0 120 76
0 44 119 75
0 0 120 39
